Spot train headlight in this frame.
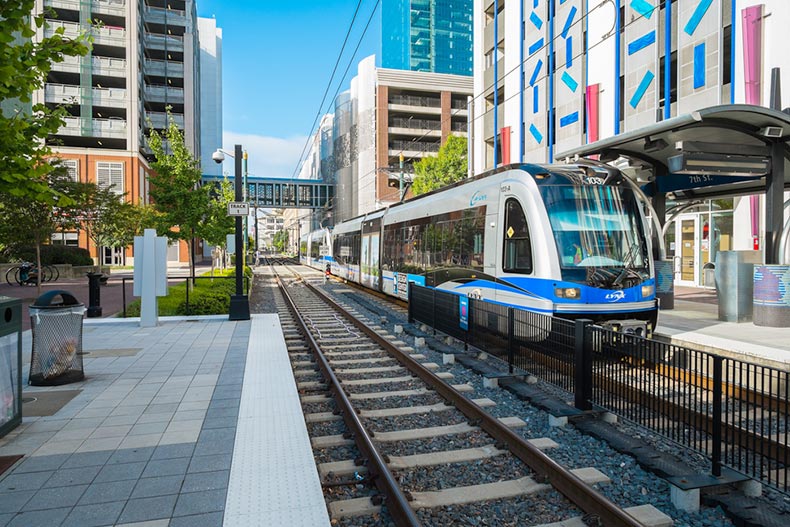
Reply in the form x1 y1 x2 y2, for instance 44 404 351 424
555 287 580 299
641 285 654 298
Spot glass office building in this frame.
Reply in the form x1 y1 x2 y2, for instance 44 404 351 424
382 0 473 76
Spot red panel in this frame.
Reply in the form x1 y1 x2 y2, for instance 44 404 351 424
500 126 511 165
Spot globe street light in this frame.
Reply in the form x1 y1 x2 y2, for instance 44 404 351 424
212 144 250 321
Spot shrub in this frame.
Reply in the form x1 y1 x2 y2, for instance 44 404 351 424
7 245 93 266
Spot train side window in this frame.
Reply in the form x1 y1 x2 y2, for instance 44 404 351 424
503 198 533 274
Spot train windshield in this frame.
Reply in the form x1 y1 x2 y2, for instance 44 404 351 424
540 184 649 287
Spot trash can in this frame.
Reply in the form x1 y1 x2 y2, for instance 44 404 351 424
703 262 716 288
0 296 22 439
29 291 85 386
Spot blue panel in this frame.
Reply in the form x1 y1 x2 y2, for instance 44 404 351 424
534 0 539 7
630 0 656 19
561 6 577 39
693 42 706 88
684 0 713 36
529 38 544 56
561 71 579 92
627 30 656 55
629 70 655 108
529 123 543 143
566 36 573 68
533 86 539 113
529 59 543 86
560 111 579 127
530 11 543 30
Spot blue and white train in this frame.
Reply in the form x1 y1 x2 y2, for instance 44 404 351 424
300 162 658 333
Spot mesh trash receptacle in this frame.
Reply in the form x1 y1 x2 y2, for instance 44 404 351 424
29 290 85 386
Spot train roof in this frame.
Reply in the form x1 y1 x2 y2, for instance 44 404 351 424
334 161 623 226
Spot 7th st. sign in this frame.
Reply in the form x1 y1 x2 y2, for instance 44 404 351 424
227 202 249 216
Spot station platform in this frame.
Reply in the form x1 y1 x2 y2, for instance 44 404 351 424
656 286 790 370
0 285 787 526
0 314 329 527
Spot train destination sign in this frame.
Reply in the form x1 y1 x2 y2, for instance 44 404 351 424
227 202 249 216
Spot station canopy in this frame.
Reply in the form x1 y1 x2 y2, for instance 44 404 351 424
555 105 790 200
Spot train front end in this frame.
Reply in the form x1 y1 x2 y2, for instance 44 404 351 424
538 169 658 336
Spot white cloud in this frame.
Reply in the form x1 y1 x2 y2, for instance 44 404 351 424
220 131 308 180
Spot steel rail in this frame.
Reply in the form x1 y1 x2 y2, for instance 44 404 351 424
273 270 422 527
301 277 644 527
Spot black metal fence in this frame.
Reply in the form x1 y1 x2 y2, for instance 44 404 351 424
408 284 790 494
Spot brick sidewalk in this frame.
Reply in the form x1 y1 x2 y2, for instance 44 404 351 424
0 264 213 332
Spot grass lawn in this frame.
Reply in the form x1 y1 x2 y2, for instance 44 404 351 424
122 268 249 316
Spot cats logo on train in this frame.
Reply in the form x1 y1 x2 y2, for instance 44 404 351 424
605 291 626 301
469 191 487 207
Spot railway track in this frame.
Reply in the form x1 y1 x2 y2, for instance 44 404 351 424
268 263 674 527
309 261 790 497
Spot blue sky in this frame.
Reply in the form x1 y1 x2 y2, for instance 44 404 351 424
196 1 381 179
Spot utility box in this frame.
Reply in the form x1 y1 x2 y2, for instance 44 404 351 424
29 291 85 386
715 251 762 322
0 296 22 439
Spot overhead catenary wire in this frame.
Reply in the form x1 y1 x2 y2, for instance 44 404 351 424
290 0 365 180
296 1 665 207
291 0 382 179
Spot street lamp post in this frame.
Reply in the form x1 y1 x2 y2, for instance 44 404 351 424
213 144 250 321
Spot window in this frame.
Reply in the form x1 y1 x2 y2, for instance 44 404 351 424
62 159 79 181
503 198 532 274
97 161 124 195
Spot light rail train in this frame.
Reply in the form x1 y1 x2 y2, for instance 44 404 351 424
300 162 658 333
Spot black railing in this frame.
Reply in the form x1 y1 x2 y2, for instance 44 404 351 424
407 284 790 494
121 275 250 317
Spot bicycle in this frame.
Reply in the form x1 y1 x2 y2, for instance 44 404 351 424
4 262 59 286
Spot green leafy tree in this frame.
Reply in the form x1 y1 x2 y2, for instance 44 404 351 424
272 230 288 253
410 135 468 196
0 1 90 202
71 183 142 260
146 111 209 279
0 164 83 293
200 178 235 274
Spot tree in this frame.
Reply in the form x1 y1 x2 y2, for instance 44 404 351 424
272 230 289 253
0 1 90 202
146 111 209 279
411 135 468 196
199 178 235 274
72 183 143 262
0 164 83 294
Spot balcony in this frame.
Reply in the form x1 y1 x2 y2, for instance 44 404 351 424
388 117 442 138
44 20 80 39
44 0 125 15
144 32 184 52
143 5 187 26
483 10 505 52
93 0 125 16
52 55 127 77
483 105 505 141
45 84 127 108
94 24 126 46
145 111 184 129
144 84 184 103
483 58 505 97
92 86 127 108
144 58 184 78
60 116 127 138
389 140 439 158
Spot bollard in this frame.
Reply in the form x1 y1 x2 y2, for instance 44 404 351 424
86 272 103 318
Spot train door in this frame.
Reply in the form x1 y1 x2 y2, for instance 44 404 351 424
361 216 382 290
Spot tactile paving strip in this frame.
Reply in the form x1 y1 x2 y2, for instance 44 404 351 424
223 314 331 527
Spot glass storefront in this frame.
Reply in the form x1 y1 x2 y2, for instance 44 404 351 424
664 199 734 287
